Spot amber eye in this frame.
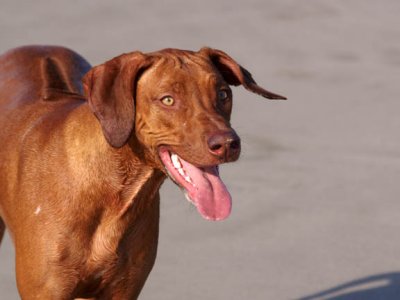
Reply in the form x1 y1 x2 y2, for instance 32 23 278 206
218 90 229 102
161 96 175 106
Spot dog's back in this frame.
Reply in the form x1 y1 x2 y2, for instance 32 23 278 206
0 46 91 238
0 46 91 141
0 45 90 105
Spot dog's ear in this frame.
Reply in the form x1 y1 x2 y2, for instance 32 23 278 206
83 52 153 148
199 47 286 100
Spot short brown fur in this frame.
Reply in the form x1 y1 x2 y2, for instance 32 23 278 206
0 45 285 299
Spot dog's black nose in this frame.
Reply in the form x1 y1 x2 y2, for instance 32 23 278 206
207 130 241 161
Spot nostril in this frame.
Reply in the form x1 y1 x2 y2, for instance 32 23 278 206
208 135 227 155
208 131 240 157
230 139 240 150
210 143 223 152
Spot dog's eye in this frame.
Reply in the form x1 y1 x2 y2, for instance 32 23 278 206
218 90 229 102
161 96 175 106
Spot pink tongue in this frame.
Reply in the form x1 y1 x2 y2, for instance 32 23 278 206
180 159 232 221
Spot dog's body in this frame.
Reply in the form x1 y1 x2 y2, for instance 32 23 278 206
0 46 284 299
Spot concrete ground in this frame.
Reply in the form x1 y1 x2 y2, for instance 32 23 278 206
1 0 400 299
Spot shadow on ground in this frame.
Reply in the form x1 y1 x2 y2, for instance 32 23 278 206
297 272 400 300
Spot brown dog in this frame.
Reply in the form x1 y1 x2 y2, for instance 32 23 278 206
0 46 285 299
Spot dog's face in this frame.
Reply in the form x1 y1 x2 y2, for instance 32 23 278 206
83 48 285 221
135 49 236 167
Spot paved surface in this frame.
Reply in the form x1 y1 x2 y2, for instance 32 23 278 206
1 0 400 299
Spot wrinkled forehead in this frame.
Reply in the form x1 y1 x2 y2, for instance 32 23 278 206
140 50 225 88
153 49 211 69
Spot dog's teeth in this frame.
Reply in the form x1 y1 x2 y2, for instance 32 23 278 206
171 153 182 169
184 191 195 204
170 153 194 186
178 168 193 184
184 175 193 184
178 168 185 176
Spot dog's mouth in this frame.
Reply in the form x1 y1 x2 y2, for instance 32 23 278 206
158 147 231 221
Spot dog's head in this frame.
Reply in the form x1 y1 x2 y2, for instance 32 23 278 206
83 48 285 221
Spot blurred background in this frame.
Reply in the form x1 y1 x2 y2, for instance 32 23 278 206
1 0 400 299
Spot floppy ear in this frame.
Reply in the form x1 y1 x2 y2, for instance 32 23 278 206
83 52 153 148
199 47 286 100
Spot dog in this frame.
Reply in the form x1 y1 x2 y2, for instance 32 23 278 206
0 45 285 299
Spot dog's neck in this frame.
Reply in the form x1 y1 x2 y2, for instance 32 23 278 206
115 150 166 217
75 103 166 217
68 103 166 211
65 104 166 283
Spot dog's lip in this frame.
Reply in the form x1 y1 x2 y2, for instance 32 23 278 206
158 147 196 190
157 146 220 183
157 145 212 182
157 145 215 169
